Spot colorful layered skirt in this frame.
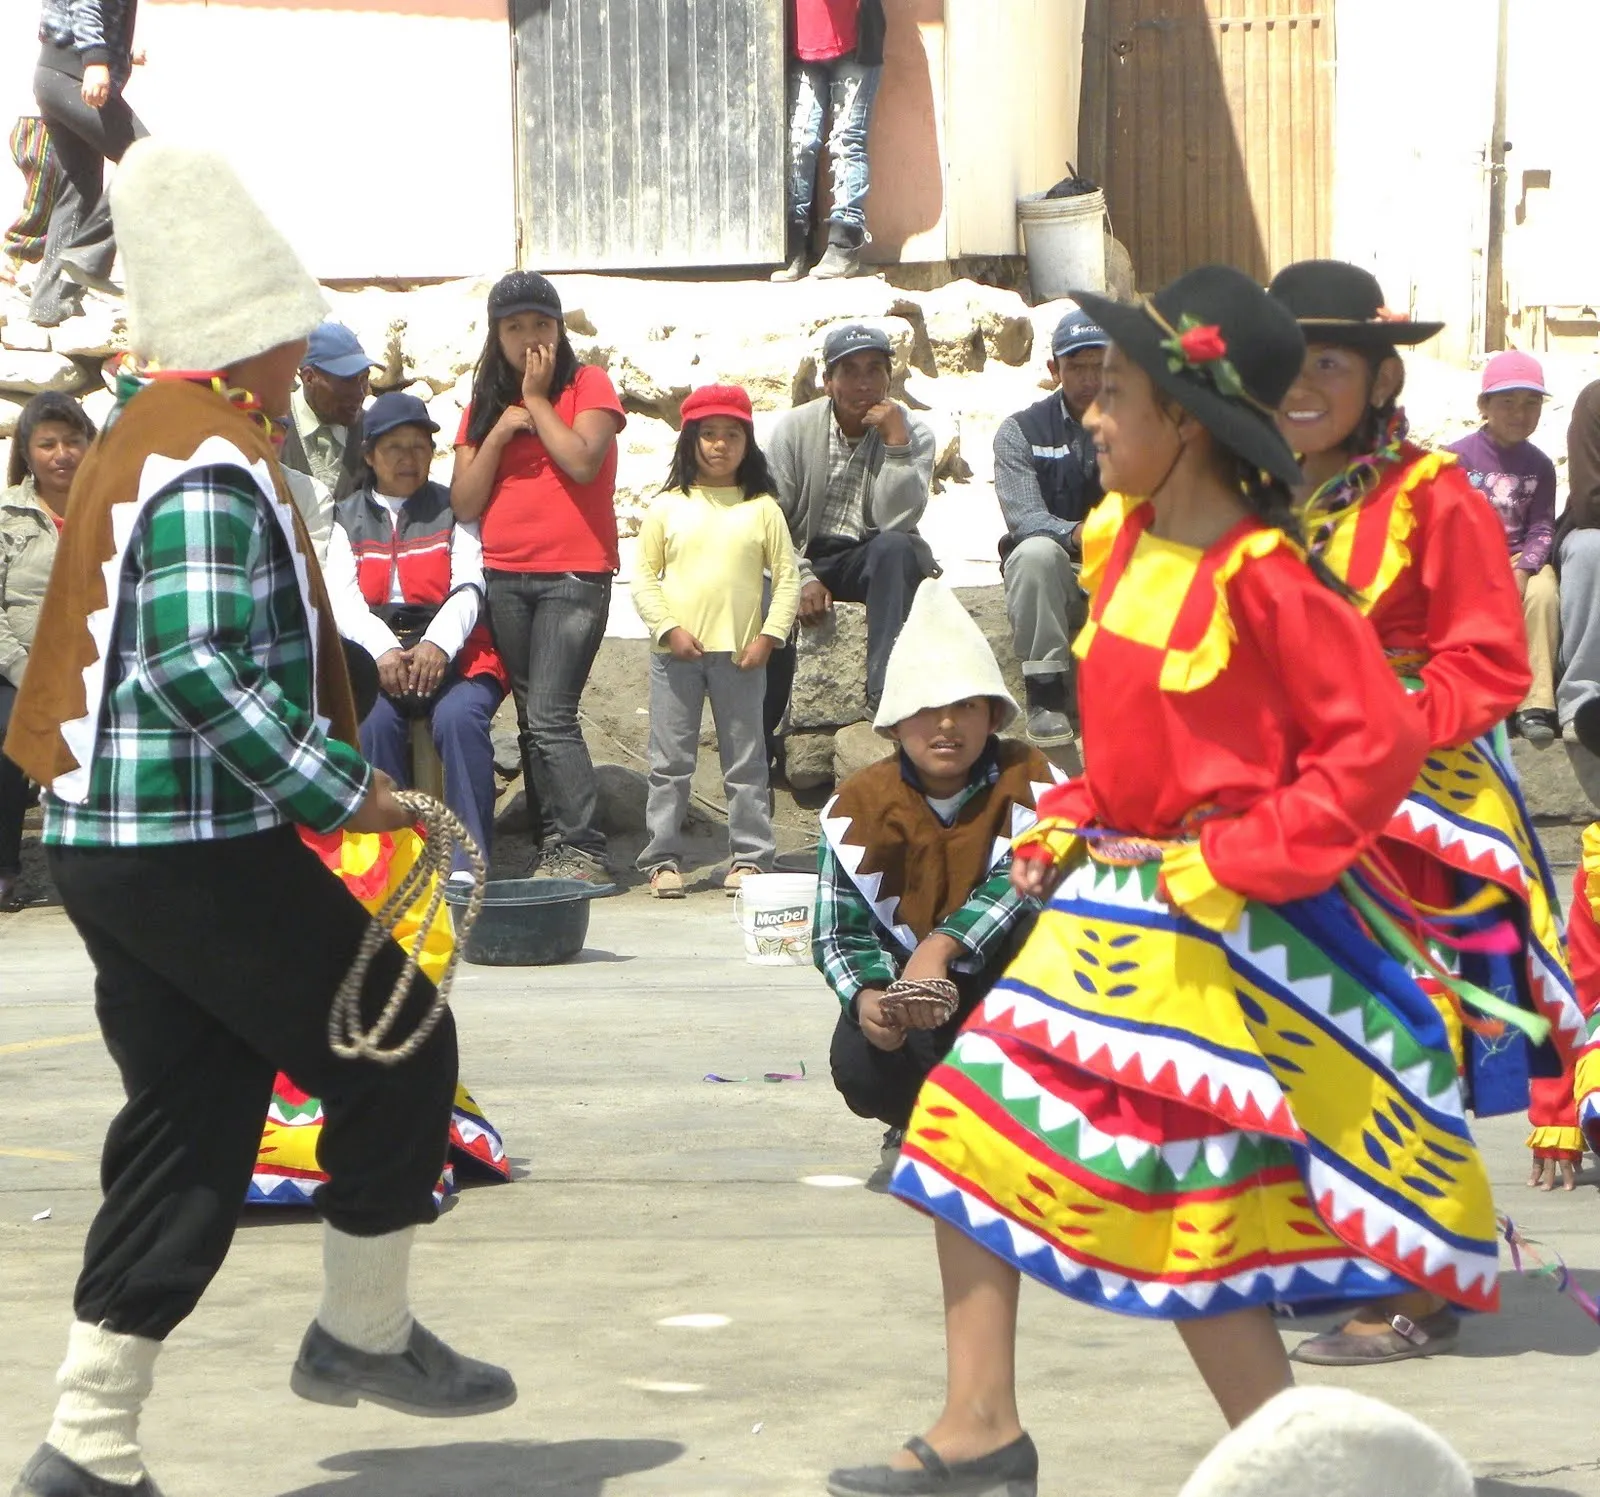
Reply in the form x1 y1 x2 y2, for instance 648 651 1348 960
891 855 1502 1320
246 825 511 1208
1382 729 1585 1151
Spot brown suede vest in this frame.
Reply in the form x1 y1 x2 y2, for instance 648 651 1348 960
820 739 1059 946
4 380 358 788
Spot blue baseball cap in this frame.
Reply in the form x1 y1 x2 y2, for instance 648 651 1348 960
304 322 375 378
1051 308 1109 359
363 392 439 444
823 322 894 369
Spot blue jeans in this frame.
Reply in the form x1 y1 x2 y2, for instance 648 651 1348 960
785 57 882 231
359 673 505 875
485 570 611 858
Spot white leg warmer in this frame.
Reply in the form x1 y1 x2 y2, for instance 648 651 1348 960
316 1224 415 1355
45 1320 160 1488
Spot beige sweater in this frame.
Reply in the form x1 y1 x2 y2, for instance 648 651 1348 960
0 478 60 688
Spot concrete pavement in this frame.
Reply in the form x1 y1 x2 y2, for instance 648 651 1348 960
2 895 1599 1497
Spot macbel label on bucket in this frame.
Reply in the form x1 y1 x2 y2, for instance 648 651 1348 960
753 906 810 930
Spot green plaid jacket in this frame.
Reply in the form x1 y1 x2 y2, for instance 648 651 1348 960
813 768 1032 1010
42 466 371 847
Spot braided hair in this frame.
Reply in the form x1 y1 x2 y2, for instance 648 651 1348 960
1232 456 1359 602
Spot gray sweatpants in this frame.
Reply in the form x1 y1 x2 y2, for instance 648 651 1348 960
638 651 776 873
1559 529 1600 728
1002 534 1084 678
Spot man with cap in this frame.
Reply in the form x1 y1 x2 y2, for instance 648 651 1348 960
764 321 936 748
5 141 513 1497
991 306 1108 748
282 320 375 503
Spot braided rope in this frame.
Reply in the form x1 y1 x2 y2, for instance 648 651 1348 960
882 976 961 1026
328 791 485 1066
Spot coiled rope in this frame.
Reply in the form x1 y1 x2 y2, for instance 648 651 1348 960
328 791 485 1066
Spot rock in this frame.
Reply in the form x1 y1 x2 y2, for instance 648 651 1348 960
833 721 893 783
0 350 86 396
494 787 533 837
50 305 123 359
784 730 836 790
1105 234 1136 301
789 602 868 731
593 762 649 837
80 387 116 432
928 411 972 492
0 393 26 438
1555 742 1600 819
695 331 819 411
491 721 522 780
613 339 699 426
0 318 52 352
918 281 1034 371
1512 739 1593 823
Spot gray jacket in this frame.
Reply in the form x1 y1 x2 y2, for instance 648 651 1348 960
0 478 60 687
766 396 936 587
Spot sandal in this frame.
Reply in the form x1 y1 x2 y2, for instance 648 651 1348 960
826 1433 1038 1496
1289 1307 1460 1366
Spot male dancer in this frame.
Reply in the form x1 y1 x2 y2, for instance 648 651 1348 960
5 141 513 1497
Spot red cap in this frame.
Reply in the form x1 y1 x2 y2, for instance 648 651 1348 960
680 383 754 425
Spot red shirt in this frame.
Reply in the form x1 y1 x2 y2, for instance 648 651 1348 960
795 0 858 61
1041 497 1427 905
456 364 625 574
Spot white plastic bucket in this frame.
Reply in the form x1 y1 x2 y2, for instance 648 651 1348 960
1017 189 1107 302
733 873 819 967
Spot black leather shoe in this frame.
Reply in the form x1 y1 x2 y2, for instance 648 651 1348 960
12 1445 162 1497
290 1319 517 1417
827 1433 1038 1496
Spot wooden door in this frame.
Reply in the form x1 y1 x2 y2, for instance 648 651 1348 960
511 0 787 271
1079 0 1334 289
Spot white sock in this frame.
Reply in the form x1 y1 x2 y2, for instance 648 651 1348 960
316 1225 415 1354
44 1320 160 1487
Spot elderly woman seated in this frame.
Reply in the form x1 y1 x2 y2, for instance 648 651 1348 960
324 392 507 878
1 392 96 910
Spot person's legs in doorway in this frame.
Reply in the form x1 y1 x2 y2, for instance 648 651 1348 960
1002 535 1081 748
811 59 884 280
774 61 828 282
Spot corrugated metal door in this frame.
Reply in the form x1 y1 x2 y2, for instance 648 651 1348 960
511 0 787 271
1079 0 1333 288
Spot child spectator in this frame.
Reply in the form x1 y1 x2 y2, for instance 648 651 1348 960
630 385 799 898
816 579 1058 1188
450 271 626 884
1446 351 1561 745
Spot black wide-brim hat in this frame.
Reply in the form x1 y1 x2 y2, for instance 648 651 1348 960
1268 259 1443 348
1073 264 1305 487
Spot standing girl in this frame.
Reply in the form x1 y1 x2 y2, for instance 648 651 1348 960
1266 260 1585 1364
451 271 626 885
827 267 1504 1497
630 385 799 897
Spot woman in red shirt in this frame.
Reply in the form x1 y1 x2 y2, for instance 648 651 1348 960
451 271 626 883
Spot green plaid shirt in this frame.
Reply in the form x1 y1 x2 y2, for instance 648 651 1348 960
42 466 372 847
813 761 1034 1009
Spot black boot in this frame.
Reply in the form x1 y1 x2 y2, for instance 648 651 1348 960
290 1319 517 1416
810 221 864 280
12 1446 163 1497
770 220 811 283
1024 674 1075 748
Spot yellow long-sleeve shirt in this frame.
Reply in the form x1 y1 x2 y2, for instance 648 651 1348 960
631 486 801 653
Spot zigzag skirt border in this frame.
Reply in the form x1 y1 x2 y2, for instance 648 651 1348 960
890 858 1503 1321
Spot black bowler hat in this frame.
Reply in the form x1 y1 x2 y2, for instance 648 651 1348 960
1072 265 1305 487
1268 260 1443 348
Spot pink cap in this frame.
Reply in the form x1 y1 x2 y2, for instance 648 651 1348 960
1481 350 1547 396
680 383 754 425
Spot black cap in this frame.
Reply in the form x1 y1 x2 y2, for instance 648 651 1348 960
363 391 440 444
487 270 563 322
823 322 893 369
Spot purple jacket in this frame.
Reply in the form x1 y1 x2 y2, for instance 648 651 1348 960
1445 427 1557 573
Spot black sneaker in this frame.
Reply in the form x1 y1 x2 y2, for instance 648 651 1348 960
290 1319 517 1417
1515 707 1558 749
12 1445 162 1497
533 846 613 886
1023 674 1075 749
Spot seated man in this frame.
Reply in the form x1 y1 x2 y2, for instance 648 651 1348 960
324 392 508 879
992 307 1107 747
817 580 1059 1188
282 321 374 504
765 322 936 749
1558 380 1600 746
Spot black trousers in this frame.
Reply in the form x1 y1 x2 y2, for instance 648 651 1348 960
29 65 147 325
0 680 26 876
764 530 933 758
48 825 458 1341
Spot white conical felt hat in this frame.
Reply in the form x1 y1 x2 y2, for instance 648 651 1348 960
872 578 1018 736
110 140 328 373
1177 1388 1473 1497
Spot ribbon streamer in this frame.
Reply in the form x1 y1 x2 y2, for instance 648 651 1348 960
1499 1212 1600 1326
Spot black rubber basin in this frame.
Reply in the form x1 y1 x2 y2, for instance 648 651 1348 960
442 877 616 966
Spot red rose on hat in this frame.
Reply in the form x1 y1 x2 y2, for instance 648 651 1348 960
1178 324 1228 364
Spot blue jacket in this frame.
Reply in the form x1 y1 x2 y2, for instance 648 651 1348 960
39 0 138 84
